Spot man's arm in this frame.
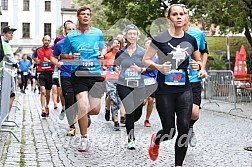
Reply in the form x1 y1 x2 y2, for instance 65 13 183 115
32 49 40 64
50 54 62 68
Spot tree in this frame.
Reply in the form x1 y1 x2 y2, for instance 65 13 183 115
182 0 252 47
71 0 110 30
102 0 252 48
102 0 169 37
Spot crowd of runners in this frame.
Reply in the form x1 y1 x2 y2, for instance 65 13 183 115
1 4 209 167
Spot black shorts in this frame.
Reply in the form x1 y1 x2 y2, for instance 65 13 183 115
52 78 60 87
37 71 53 90
190 82 202 106
10 92 15 97
71 73 105 98
60 76 74 95
31 76 37 80
145 84 157 98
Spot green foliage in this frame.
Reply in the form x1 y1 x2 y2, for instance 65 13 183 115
102 0 168 37
71 0 110 30
207 54 229 70
56 25 63 36
206 36 252 57
183 0 252 46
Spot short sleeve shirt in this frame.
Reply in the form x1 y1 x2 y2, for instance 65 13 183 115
151 30 198 94
61 27 106 74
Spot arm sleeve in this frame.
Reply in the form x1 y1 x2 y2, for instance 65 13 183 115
192 37 198 52
199 33 208 54
61 36 71 54
99 32 106 50
32 48 38 58
52 42 62 57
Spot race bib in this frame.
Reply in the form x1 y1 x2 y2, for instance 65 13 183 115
165 69 185 85
23 72 28 76
41 62 51 69
125 68 141 80
144 77 156 86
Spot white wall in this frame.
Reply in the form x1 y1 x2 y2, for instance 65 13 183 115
0 0 65 54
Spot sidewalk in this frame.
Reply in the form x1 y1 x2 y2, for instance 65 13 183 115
0 91 252 167
201 98 252 120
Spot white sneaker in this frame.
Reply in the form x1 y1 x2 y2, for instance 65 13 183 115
78 137 88 152
189 129 197 147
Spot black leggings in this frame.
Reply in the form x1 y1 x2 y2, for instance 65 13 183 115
63 91 77 127
20 73 29 90
154 89 192 166
117 84 145 140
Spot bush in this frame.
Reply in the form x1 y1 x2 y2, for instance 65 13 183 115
207 54 229 70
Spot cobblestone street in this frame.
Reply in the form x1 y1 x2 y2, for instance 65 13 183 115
0 92 252 167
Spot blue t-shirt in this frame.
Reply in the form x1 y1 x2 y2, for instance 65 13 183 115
53 39 72 77
144 55 158 79
187 26 207 82
19 59 31 72
61 27 106 74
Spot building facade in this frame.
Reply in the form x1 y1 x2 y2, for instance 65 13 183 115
0 0 76 55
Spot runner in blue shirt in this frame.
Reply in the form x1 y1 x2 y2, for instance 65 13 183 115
184 8 209 148
18 54 31 93
61 6 107 152
143 38 158 127
50 22 77 136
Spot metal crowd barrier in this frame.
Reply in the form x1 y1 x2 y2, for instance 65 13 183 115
0 62 20 142
202 70 243 112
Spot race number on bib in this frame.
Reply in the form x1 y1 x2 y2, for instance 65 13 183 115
125 68 141 80
23 72 28 76
144 77 156 86
164 69 185 85
81 60 95 70
41 62 51 69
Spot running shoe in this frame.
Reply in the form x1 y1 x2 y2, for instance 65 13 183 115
144 120 151 127
41 109 47 118
105 110 110 121
67 128 76 136
189 129 197 147
54 103 57 109
78 137 88 152
127 139 135 150
59 109 65 120
45 107 49 117
148 133 160 161
57 96 60 103
114 122 120 131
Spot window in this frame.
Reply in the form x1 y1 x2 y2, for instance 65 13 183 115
1 0 8 10
23 0 29 11
22 23 30 38
45 1 51 12
1 22 8 33
44 23 51 37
